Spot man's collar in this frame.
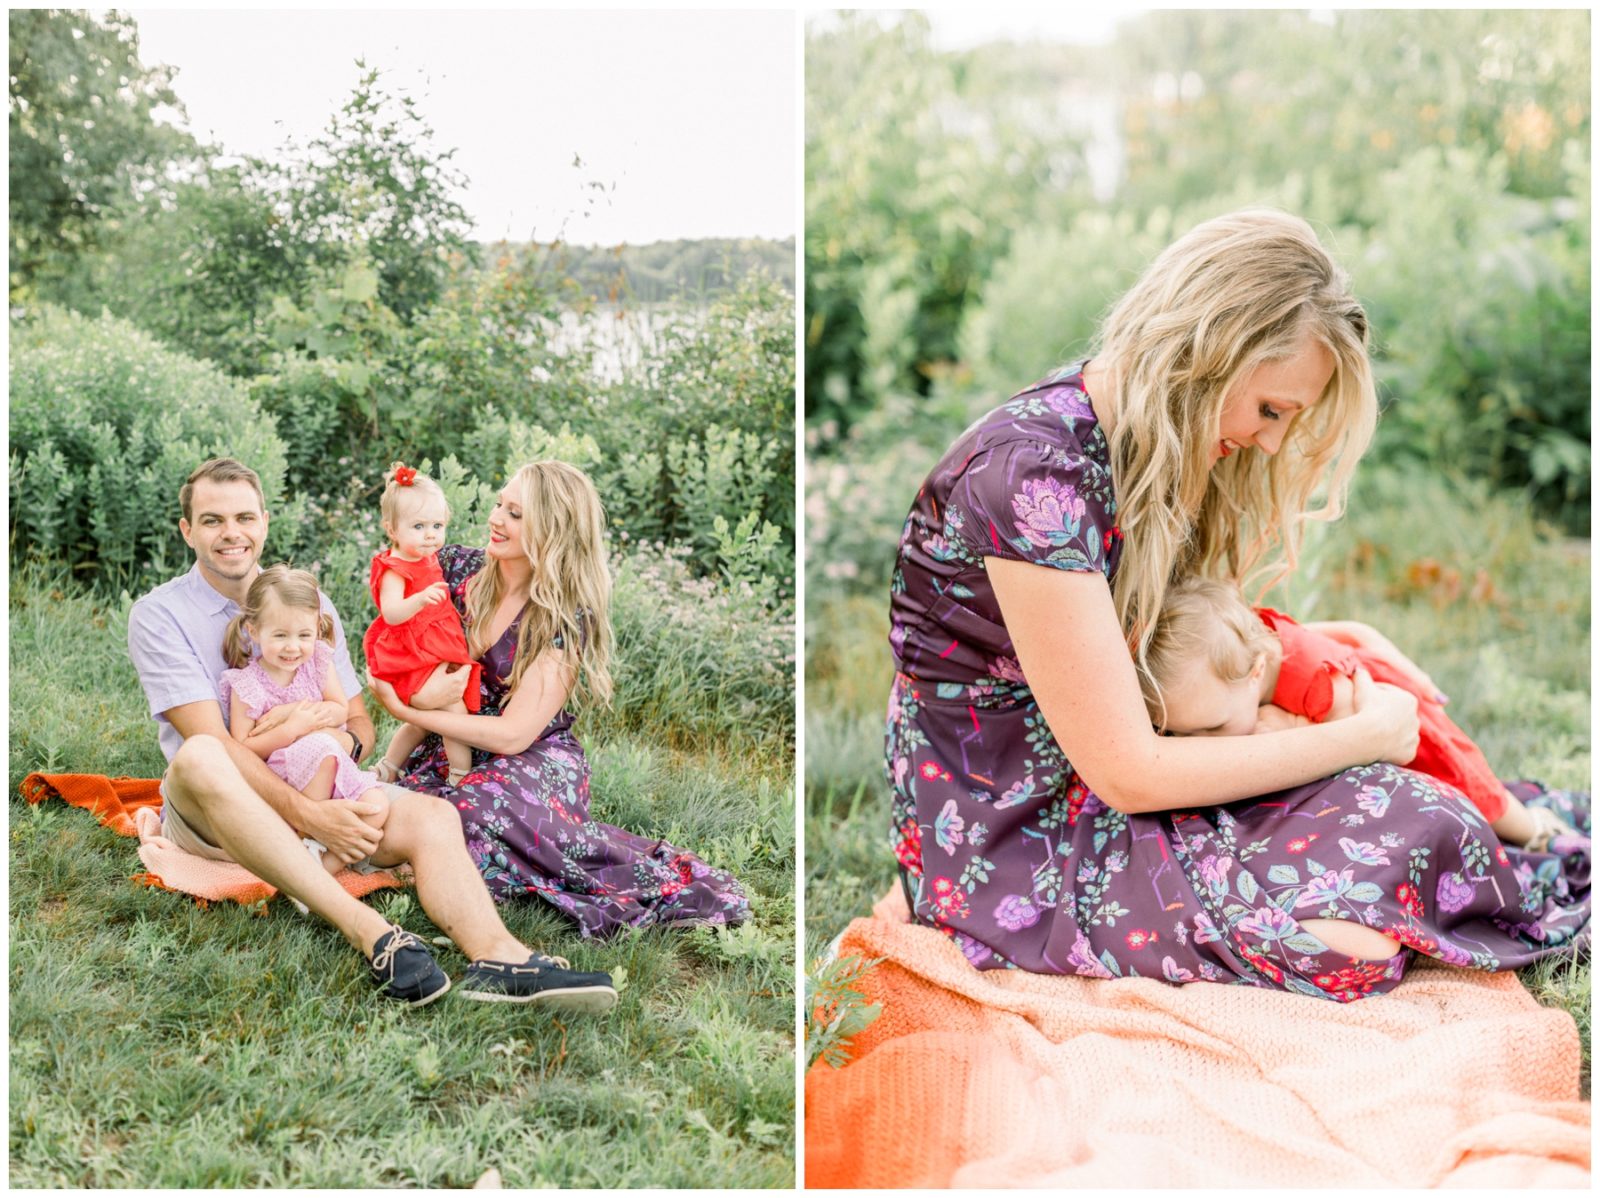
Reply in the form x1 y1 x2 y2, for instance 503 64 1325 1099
183 561 257 614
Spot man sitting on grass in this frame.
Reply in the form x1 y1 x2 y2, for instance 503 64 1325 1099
126 457 616 1011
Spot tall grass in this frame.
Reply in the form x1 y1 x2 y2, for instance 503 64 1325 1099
806 463 1590 1088
9 565 795 1187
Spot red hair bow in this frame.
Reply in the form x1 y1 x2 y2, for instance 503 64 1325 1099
393 464 417 487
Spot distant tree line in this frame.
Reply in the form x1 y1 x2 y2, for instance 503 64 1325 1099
489 237 795 305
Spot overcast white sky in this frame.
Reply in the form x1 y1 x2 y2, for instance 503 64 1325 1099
127 9 796 246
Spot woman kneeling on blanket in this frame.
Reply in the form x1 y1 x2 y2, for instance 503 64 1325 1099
885 208 1589 1000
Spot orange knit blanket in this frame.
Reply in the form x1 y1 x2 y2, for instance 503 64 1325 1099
20 772 405 907
805 890 1591 1188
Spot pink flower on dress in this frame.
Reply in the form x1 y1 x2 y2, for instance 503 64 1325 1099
986 655 1028 685
1067 930 1114 978
1010 477 1087 549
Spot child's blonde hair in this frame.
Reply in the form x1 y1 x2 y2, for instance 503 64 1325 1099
464 460 614 709
1088 209 1375 687
379 461 450 534
222 565 335 669
1141 576 1275 732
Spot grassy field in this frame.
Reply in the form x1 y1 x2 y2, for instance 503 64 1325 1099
806 464 1590 1089
9 569 795 1188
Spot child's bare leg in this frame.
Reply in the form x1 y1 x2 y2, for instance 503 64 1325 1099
441 700 472 783
1301 919 1401 960
379 722 429 780
303 754 338 804
1492 788 1573 850
1490 791 1537 846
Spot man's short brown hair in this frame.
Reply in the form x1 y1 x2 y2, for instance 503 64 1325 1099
180 458 266 523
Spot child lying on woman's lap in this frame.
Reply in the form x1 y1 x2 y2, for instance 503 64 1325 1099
1142 577 1573 851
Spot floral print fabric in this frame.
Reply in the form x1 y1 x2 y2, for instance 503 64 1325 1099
399 545 750 937
886 363 1590 999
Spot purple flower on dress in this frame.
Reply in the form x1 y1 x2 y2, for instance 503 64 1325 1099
935 798 966 856
994 893 1042 932
953 930 994 966
1339 837 1391 866
1043 387 1093 420
1357 787 1392 818
1011 477 1087 549
1434 937 1472 966
1197 854 1232 899
889 622 907 654
921 533 960 562
1237 905 1297 941
1435 870 1477 914
1296 867 1356 909
995 777 1035 810
986 655 1027 685
1067 929 1113 978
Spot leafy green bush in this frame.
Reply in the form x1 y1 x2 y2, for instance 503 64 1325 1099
610 541 794 750
1349 144 1590 523
804 13 1088 439
8 306 300 591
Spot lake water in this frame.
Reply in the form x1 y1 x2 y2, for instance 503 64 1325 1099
540 305 707 384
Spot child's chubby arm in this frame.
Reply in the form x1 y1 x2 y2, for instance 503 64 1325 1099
378 570 450 625
1253 703 1312 734
230 695 328 758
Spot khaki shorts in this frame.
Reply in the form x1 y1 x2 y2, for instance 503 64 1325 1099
158 775 402 867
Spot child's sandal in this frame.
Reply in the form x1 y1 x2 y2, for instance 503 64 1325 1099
447 768 471 788
372 759 402 785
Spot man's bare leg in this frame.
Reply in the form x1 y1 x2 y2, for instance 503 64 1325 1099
165 735 393 955
368 788 528 963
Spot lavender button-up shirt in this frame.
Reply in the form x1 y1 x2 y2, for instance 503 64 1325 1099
127 563 363 764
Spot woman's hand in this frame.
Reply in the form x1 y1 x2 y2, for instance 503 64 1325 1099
365 675 412 723
1348 668 1421 765
1306 620 1445 703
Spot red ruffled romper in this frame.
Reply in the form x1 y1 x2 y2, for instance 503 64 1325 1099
1258 607 1507 822
364 549 482 712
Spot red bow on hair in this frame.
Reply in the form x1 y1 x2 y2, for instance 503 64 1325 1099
394 465 417 487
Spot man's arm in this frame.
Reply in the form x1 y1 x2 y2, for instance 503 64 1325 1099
342 693 376 765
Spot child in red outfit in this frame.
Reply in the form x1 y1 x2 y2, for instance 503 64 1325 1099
364 463 483 787
1142 577 1572 850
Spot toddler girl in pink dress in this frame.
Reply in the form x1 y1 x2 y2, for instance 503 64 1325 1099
220 565 390 887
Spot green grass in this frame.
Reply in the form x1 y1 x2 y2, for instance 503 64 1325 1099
9 568 795 1187
806 465 1590 1090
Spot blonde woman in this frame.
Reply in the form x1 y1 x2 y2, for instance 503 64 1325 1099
369 460 750 940
887 210 1589 999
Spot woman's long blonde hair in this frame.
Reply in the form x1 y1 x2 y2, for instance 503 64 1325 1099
464 460 614 709
1088 208 1376 681
222 565 334 669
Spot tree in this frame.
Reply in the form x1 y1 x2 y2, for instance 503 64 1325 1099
8 8 196 295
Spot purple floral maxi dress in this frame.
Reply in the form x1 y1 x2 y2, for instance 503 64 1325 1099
400 546 750 937
886 364 1590 1001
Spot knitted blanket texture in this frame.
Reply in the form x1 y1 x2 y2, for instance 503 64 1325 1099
805 889 1591 1188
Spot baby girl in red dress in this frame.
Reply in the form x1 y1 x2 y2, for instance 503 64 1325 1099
364 463 483 787
1141 577 1572 850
